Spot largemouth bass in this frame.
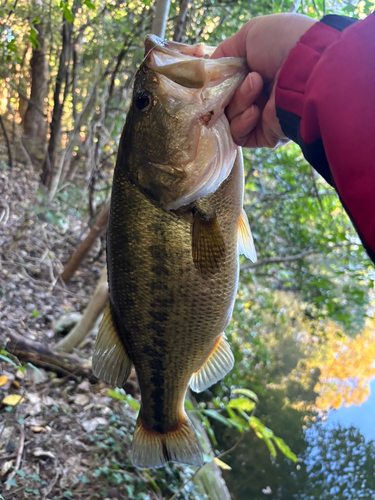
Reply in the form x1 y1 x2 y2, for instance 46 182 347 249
92 35 256 469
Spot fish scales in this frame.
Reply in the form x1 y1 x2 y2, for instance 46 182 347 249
109 154 242 431
92 35 257 469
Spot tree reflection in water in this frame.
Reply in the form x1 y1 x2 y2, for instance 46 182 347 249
301 423 375 500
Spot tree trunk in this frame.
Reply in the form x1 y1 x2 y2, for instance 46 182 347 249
187 392 232 500
56 267 108 352
23 2 48 166
152 0 171 38
40 11 73 188
173 0 189 42
61 203 109 281
0 115 13 168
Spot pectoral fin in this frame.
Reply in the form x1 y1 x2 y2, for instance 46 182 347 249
238 208 257 262
190 334 234 393
192 211 225 276
92 304 132 388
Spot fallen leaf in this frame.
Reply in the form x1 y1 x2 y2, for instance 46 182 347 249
0 375 8 387
213 457 232 470
33 448 55 459
82 417 107 433
0 460 14 478
73 394 90 406
11 381 20 389
31 426 48 433
15 370 25 379
42 396 56 406
2 394 25 406
26 393 40 404
77 380 90 393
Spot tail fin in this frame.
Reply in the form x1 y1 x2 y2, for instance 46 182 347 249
132 414 203 469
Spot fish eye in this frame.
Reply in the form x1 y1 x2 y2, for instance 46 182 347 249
134 90 151 111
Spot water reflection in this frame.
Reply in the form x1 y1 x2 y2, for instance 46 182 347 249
302 422 375 500
328 379 375 441
215 292 375 500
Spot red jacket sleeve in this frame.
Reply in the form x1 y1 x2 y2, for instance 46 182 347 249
275 13 375 262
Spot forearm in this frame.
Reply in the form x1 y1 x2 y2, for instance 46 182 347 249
275 13 375 261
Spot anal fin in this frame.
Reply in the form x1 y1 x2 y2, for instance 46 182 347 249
192 210 225 276
92 304 132 388
190 334 234 393
132 414 203 469
238 208 257 262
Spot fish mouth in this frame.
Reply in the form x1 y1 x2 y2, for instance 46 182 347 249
144 35 216 60
138 35 247 211
144 35 247 93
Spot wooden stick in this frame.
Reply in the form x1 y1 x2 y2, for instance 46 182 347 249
56 266 108 352
2 331 97 383
61 204 109 281
5 424 25 491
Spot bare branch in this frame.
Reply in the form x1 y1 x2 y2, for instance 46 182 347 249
241 249 319 271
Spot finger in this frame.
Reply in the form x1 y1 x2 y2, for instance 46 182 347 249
226 72 263 122
229 105 261 147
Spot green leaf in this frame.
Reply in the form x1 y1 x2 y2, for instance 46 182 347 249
184 399 194 410
63 6 74 23
32 310 40 317
142 470 161 492
232 388 259 402
84 0 95 10
263 436 277 457
108 389 126 401
5 478 18 488
203 409 233 427
28 473 41 482
226 407 248 430
26 362 44 378
77 475 90 483
273 436 298 463
124 394 140 411
29 27 40 49
0 353 17 367
227 398 256 412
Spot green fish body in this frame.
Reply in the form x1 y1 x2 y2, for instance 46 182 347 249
93 35 256 469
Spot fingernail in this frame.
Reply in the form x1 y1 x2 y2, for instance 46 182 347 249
242 105 254 120
240 74 252 95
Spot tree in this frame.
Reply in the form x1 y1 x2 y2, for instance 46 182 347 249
22 0 48 165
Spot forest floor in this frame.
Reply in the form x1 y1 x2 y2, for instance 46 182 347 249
0 152 193 500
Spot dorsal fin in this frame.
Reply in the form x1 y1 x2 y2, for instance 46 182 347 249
238 208 257 262
190 334 234 393
92 304 132 388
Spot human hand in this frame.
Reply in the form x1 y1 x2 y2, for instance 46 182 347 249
212 13 317 148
